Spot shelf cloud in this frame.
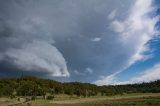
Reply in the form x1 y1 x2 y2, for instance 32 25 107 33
0 0 159 84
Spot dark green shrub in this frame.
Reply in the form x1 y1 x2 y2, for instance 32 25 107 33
46 95 54 100
31 96 36 100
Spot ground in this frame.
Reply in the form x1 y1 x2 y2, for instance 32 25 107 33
0 93 160 106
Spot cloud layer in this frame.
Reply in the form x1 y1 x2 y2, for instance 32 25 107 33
0 0 135 80
0 0 71 77
94 0 159 85
0 0 158 83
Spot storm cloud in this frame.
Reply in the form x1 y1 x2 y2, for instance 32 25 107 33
0 0 158 83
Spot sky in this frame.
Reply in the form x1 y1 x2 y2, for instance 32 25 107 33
0 0 159 85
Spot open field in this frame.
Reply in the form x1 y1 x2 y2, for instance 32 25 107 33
1 93 160 106
0 93 160 106
32 97 160 106
32 93 160 106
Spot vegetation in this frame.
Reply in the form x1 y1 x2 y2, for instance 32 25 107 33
31 96 160 106
0 76 160 105
0 76 160 98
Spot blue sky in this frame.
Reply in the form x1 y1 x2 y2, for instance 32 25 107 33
0 0 159 85
95 1 160 85
114 37 160 82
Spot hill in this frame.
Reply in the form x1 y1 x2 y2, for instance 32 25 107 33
0 76 160 98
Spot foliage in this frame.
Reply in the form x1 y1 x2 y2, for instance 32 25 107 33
0 76 160 98
46 95 54 100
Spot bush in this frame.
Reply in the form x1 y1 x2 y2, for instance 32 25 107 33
10 94 16 99
46 95 54 100
17 98 20 101
31 96 36 100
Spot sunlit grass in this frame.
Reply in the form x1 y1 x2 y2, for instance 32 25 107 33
1 93 160 106
31 93 160 106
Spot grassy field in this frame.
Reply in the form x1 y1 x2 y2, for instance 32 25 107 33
1 93 160 106
32 97 160 106
32 93 160 106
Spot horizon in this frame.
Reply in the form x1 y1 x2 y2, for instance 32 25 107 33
0 0 160 86
0 75 160 86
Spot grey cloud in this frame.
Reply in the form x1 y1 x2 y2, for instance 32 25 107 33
5 41 69 77
0 0 143 82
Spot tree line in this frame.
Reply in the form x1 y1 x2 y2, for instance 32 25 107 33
0 76 159 99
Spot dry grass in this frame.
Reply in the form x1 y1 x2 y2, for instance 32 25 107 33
1 93 160 106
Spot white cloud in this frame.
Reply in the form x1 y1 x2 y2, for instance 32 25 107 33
74 70 85 76
94 0 159 85
74 67 93 76
99 75 105 79
95 63 160 85
5 40 70 77
109 20 125 33
74 70 79 75
120 0 158 65
91 37 101 42
130 63 160 83
108 9 117 20
94 71 124 85
85 67 93 74
95 73 118 85
122 0 158 66
106 63 160 85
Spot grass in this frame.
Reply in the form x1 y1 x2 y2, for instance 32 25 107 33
0 97 20 106
1 93 160 106
31 93 160 106
53 94 81 101
31 96 160 106
104 96 160 106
